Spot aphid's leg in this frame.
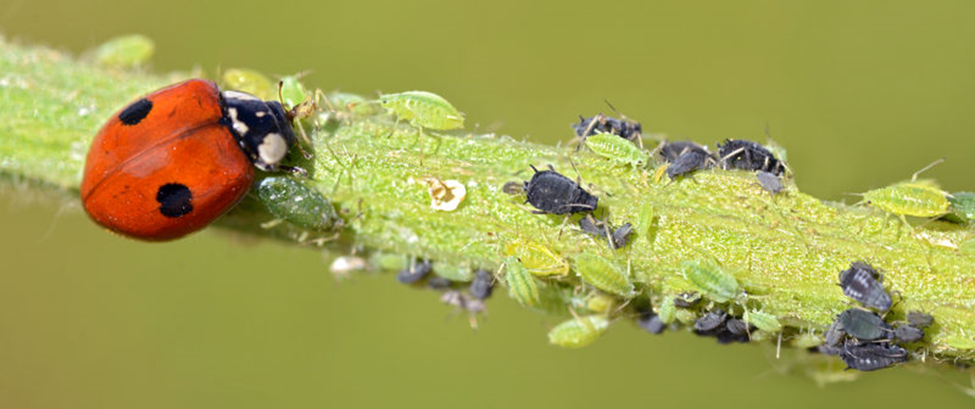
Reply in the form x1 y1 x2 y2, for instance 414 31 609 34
261 219 284 229
280 165 309 178
718 147 744 170
652 166 668 184
575 114 604 152
416 126 426 166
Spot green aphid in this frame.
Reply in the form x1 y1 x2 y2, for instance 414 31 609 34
573 253 636 298
93 34 154 68
634 202 655 240
791 332 824 349
584 131 648 167
681 260 741 303
432 262 473 282
378 91 465 131
585 294 615 313
674 309 698 325
942 191 975 225
744 310 782 333
547 315 610 348
222 68 277 101
504 257 539 307
328 92 380 116
257 177 341 231
657 295 677 324
945 333 975 350
504 238 569 277
279 75 309 110
862 159 950 220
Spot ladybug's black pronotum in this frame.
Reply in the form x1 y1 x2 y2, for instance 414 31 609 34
523 165 598 215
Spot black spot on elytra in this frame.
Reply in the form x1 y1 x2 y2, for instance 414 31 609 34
156 183 193 218
119 98 152 125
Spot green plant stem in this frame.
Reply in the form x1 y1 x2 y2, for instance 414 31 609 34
2 38 973 366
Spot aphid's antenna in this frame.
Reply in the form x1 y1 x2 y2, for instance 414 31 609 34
911 157 946 182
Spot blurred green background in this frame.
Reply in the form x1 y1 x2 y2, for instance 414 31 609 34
2 0 975 407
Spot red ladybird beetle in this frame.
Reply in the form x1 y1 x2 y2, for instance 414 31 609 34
81 79 300 241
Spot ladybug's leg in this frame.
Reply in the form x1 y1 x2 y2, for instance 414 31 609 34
280 165 309 178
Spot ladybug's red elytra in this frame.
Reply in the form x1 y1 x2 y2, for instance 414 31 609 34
81 79 299 241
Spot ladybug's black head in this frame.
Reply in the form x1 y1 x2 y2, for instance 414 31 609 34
222 90 297 172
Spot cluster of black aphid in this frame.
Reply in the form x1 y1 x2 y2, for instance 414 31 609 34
396 259 495 321
659 138 786 190
637 293 753 344
815 261 934 371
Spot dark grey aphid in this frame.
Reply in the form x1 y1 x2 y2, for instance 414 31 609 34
523 165 598 215
666 150 713 180
715 329 750 344
906 311 934 328
426 276 452 290
893 324 925 343
396 260 433 284
838 308 890 341
694 309 728 332
716 139 784 176
756 171 784 195
839 340 908 371
725 318 751 336
838 261 892 312
824 320 846 347
469 269 494 300
638 312 666 335
572 114 642 141
659 141 708 162
674 292 703 309
579 216 633 250
816 344 844 356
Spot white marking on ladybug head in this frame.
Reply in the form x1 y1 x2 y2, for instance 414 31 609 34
255 111 267 118
258 133 288 165
227 107 249 136
223 90 261 102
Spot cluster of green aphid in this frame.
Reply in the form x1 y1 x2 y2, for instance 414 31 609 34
94 30 975 361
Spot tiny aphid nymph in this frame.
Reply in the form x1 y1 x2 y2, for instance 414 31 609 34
744 310 782 333
548 315 611 348
396 259 433 284
504 238 569 277
584 131 647 167
837 308 889 341
681 260 740 303
573 253 636 298
503 257 540 307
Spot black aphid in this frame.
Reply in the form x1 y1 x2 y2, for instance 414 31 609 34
396 260 433 284
839 340 908 371
893 324 925 343
666 150 714 180
523 165 598 215
426 276 452 290
837 308 890 341
838 261 892 312
469 269 494 300
725 318 751 336
579 216 633 250
638 312 666 335
572 114 642 141
906 310 934 328
756 171 784 195
694 309 728 332
673 292 702 308
715 329 750 344
717 139 784 176
658 141 708 162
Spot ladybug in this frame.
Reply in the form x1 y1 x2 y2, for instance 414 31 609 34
81 79 300 241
